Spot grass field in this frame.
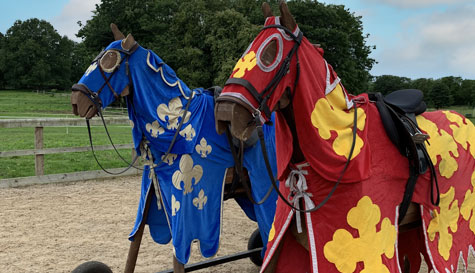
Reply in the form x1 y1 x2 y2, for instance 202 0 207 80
0 90 474 179
0 90 134 179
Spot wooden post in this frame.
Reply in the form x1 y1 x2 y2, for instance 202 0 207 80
124 185 153 273
173 256 185 273
35 126 44 176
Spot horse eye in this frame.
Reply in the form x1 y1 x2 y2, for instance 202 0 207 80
99 50 121 73
257 33 283 72
261 40 277 66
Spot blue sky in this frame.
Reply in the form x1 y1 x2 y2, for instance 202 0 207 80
1 0 474 80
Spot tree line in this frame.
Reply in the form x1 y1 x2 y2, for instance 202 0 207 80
0 0 472 108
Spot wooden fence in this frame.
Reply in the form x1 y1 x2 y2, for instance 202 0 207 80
0 117 140 188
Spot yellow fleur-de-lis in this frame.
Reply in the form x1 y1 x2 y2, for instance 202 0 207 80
232 51 257 78
427 186 460 261
311 84 366 160
172 155 203 195
157 97 190 130
193 189 208 210
195 138 212 158
460 170 475 235
323 196 397 273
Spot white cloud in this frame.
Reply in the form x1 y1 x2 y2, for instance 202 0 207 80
363 0 472 9
52 0 100 41
373 5 475 78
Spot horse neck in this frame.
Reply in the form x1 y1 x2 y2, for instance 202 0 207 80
279 104 306 163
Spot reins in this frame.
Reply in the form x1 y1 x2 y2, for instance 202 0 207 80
223 23 359 212
73 42 193 175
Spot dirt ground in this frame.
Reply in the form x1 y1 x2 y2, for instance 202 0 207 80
0 176 474 273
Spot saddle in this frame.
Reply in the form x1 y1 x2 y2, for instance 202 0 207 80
369 89 439 223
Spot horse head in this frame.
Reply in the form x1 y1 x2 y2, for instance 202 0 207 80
215 1 330 144
71 24 138 118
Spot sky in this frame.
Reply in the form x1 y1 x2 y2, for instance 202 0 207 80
0 0 474 80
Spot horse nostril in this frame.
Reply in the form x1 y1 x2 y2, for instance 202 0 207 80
72 104 78 115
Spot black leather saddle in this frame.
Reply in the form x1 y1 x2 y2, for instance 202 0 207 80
369 89 439 223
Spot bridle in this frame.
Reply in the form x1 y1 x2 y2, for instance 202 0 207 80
221 24 303 121
71 42 145 175
220 24 360 213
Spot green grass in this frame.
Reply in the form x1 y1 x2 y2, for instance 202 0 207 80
0 90 127 118
0 90 135 179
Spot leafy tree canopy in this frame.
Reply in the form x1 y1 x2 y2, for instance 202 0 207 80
2 18 75 90
77 0 375 91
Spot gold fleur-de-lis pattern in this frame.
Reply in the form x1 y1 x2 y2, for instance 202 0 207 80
172 155 203 195
146 120 165 138
179 124 196 141
232 51 257 78
323 196 397 273
195 138 212 158
427 186 460 261
161 153 177 166
157 97 191 130
193 189 208 210
461 170 475 235
171 194 180 216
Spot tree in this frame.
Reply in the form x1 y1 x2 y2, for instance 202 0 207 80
428 80 452 109
440 76 463 105
287 0 375 94
410 78 435 98
460 80 475 106
76 0 375 91
3 19 75 90
0 32 5 89
370 75 411 95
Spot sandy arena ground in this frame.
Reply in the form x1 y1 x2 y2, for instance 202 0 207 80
0 176 474 273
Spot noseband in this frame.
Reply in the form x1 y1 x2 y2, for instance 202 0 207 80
220 24 303 121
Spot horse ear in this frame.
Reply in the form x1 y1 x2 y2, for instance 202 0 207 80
110 23 125 41
122 34 136 51
279 1 296 31
262 2 273 18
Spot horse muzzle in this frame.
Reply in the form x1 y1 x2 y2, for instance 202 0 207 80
71 84 100 119
214 98 256 142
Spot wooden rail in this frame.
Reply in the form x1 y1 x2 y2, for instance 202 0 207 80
0 117 140 188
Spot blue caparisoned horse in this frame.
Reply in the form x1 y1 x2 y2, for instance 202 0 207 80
70 24 277 266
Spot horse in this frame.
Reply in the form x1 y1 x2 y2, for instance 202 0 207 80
70 24 279 271
214 2 475 273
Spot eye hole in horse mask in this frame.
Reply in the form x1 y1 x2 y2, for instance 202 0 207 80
257 33 283 72
99 50 121 73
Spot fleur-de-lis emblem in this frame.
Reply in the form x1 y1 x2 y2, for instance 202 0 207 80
195 138 212 158
171 194 180 216
179 124 196 141
232 51 256 78
157 97 190 130
85 62 97 76
193 189 208 210
427 186 460 261
172 155 203 195
161 153 177 166
323 196 397 272
146 120 165 138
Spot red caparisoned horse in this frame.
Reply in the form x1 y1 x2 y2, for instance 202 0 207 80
214 2 475 273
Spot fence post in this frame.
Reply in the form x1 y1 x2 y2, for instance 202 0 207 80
35 126 44 176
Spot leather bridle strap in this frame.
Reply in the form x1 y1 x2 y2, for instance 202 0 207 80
223 24 302 120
